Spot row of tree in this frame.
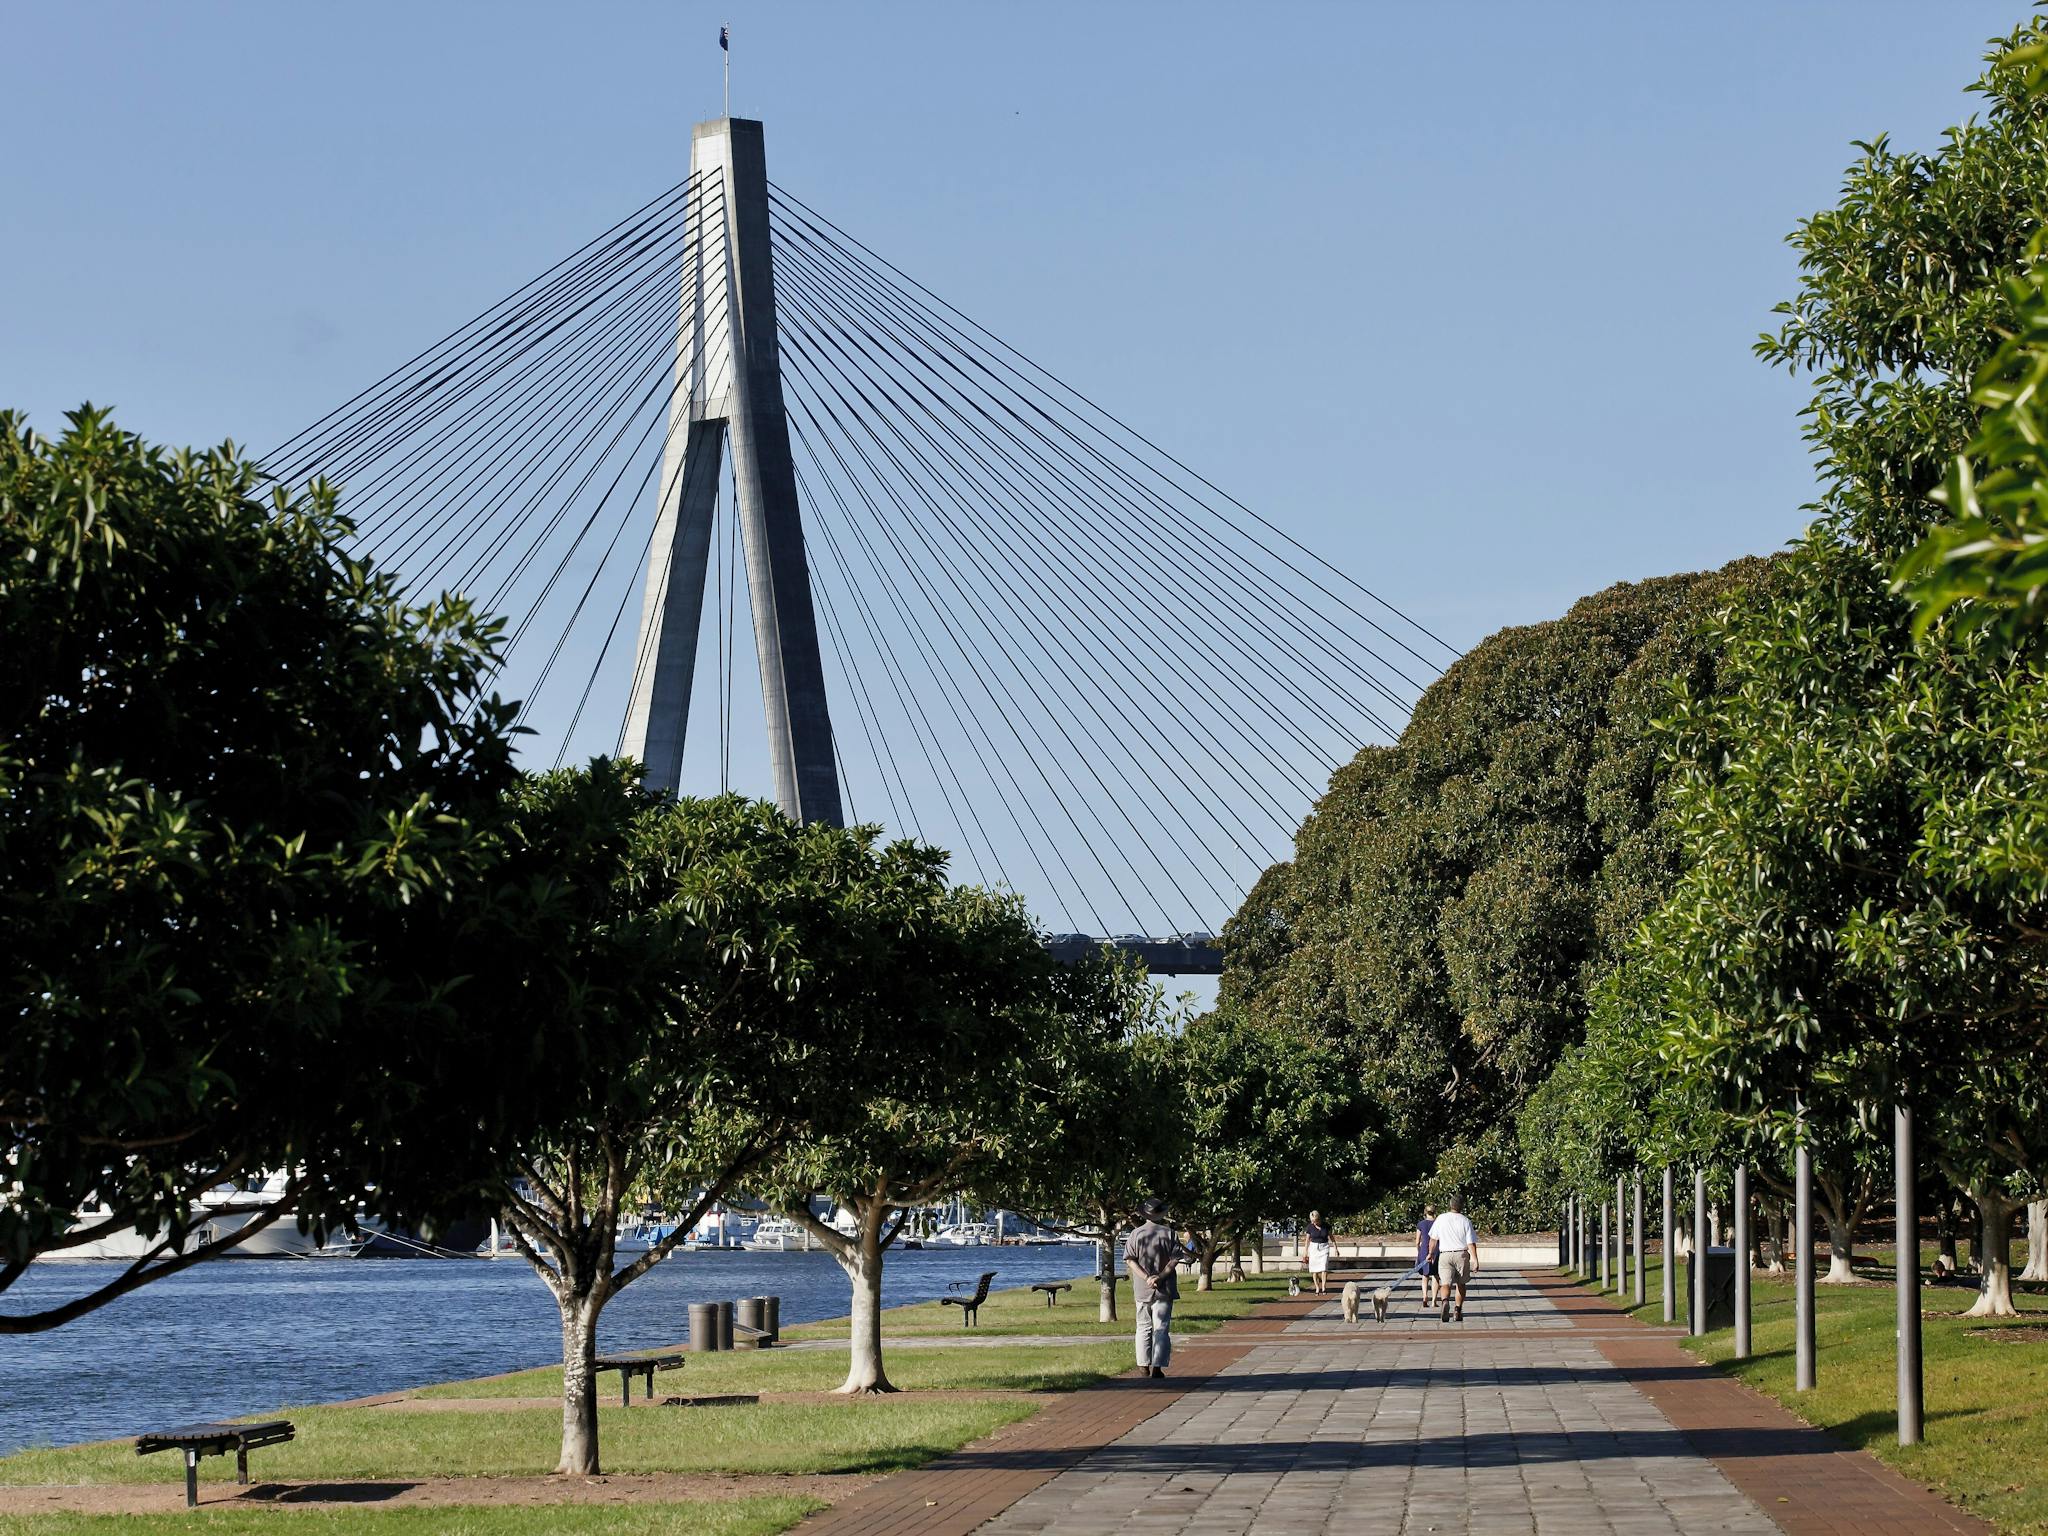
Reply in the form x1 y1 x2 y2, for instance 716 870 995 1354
1 407 1366 1476
1217 22 2048 1298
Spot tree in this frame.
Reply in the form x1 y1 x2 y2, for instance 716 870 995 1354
1218 562 1759 1227
1634 24 2048 1319
745 885 1077 1395
1167 1011 1362 1291
984 955 1184 1321
1 407 522 1331
480 771 969 1467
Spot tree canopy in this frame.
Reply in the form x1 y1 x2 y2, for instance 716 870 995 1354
1 407 523 1329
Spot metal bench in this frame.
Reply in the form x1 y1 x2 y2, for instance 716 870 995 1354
136 1419 295 1507
593 1351 685 1405
1031 1281 1073 1308
941 1269 997 1326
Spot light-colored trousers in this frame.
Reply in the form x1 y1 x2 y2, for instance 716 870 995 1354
1135 1296 1173 1368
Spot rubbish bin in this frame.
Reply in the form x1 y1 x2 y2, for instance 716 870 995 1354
736 1296 764 1348
1686 1246 1738 1332
715 1299 735 1352
688 1301 720 1353
759 1294 780 1345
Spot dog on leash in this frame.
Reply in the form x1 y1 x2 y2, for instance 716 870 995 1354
1287 1277 1301 1297
1340 1280 1360 1323
1370 1285 1392 1323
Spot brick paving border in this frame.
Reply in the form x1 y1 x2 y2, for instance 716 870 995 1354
1526 1269 1988 1536
792 1293 1319 1536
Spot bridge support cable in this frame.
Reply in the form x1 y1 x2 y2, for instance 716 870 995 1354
768 183 1458 670
769 258 1331 827
766 211 1422 733
775 307 1262 908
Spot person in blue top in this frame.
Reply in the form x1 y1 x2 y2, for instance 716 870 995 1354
1415 1204 1439 1309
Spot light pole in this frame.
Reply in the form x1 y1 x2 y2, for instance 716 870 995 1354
1897 1103 1923 1445
1661 1166 1676 1324
1734 1162 1751 1359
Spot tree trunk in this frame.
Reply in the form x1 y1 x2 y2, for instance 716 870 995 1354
2022 1200 2048 1283
1096 1229 1119 1322
1963 1186 2018 1318
835 1205 896 1394
1226 1235 1246 1284
1764 1200 1787 1274
556 1290 604 1475
1196 1246 1216 1292
1821 1208 1856 1284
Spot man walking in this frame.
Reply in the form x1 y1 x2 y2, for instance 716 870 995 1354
1425 1194 1480 1322
1124 1197 1179 1378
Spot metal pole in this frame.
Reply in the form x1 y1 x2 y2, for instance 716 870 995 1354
1632 1171 1646 1307
1734 1162 1752 1359
1661 1166 1676 1324
1599 1199 1609 1289
1796 1132 1815 1391
1692 1166 1708 1335
1897 1103 1923 1445
1615 1175 1626 1297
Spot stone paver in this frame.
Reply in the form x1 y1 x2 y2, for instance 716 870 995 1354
982 1274 1778 1536
800 1271 1988 1536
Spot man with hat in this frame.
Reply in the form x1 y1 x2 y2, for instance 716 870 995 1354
1123 1197 1180 1378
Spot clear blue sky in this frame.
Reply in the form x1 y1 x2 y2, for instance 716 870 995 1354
2 2 2030 978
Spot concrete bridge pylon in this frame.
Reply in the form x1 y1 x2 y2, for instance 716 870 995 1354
621 117 843 825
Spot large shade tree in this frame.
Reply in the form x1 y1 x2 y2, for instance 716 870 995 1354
1219 562 1759 1226
746 884 1085 1395
476 771 958 1472
1 408 523 1331
981 954 1184 1321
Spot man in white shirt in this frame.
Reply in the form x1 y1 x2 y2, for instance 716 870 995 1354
1425 1195 1479 1323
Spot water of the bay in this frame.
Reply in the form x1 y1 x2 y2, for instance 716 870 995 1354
0 1245 1095 1455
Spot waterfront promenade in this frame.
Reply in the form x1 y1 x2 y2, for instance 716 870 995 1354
0 1270 1987 1533
802 1272 1982 1536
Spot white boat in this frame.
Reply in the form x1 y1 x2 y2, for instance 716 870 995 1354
195 1173 330 1257
931 1221 997 1247
740 1216 814 1252
614 1218 683 1257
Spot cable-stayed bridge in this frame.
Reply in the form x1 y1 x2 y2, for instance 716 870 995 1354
260 118 1456 972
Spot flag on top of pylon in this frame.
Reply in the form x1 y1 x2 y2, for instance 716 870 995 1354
719 25 729 50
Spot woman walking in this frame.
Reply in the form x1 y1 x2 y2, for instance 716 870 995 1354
1303 1210 1333 1294
1416 1204 1438 1309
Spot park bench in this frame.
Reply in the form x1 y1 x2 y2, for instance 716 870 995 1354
594 1352 685 1405
136 1419 295 1507
941 1270 997 1326
1030 1281 1072 1308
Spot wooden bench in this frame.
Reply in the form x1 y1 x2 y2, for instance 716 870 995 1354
1031 1281 1073 1308
136 1419 295 1507
594 1352 684 1406
941 1270 997 1326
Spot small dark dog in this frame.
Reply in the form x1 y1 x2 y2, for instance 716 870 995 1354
1340 1280 1360 1323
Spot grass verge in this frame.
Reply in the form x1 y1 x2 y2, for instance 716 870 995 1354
780 1271 1289 1339
1569 1257 2048 1534
0 1496 821 1535
415 1340 1134 1399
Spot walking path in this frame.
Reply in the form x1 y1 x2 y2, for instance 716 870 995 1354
801 1270 1986 1536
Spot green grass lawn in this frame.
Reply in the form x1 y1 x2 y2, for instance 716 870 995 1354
0 1496 820 1536
0 1397 1033 1488
780 1270 1289 1340
415 1339 1134 1400
1569 1259 2048 1534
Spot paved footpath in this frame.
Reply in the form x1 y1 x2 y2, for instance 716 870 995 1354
802 1270 1985 1536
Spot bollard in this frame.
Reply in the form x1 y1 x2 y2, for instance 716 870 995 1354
1632 1171 1646 1308
761 1295 780 1344
736 1296 765 1348
1734 1163 1752 1359
1661 1167 1676 1324
688 1301 720 1353
716 1299 735 1352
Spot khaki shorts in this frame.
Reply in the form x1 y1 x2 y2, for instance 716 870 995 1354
1440 1249 1473 1286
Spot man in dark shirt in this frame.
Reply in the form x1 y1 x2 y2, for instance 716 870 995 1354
1123 1197 1180 1378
